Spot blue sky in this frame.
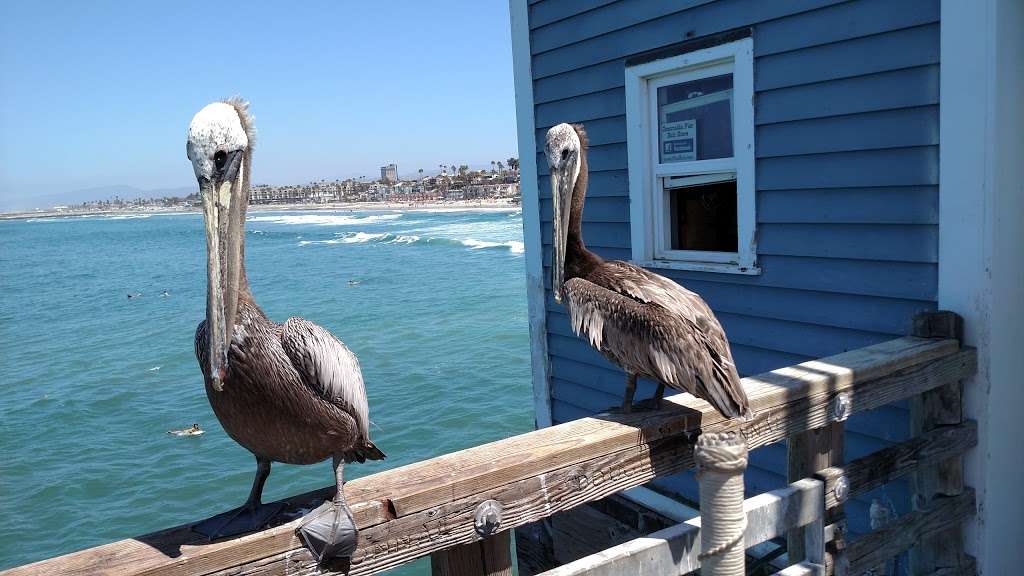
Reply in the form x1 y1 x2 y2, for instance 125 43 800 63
0 1 517 206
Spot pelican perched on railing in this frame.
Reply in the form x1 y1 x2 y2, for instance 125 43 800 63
186 99 384 564
544 123 751 419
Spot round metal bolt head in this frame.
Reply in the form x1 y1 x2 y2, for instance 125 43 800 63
833 393 852 422
834 475 850 503
474 500 503 537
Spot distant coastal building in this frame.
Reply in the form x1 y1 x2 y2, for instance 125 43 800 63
380 163 398 184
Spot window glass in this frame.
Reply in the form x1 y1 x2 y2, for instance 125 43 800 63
667 179 738 252
657 74 733 163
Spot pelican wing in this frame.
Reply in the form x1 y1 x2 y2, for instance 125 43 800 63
564 263 750 419
280 317 371 440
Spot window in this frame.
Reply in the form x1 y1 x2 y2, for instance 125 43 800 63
625 37 758 274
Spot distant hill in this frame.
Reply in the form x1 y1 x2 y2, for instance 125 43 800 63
1 185 196 212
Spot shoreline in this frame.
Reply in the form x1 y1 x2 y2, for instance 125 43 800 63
0 199 521 221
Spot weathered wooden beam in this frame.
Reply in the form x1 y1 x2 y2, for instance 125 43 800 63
535 478 824 576
816 420 976 511
909 311 967 575
787 421 843 563
923 554 977 576
1 337 973 576
431 531 512 576
846 490 976 575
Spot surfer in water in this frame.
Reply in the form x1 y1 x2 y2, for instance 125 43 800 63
168 423 203 436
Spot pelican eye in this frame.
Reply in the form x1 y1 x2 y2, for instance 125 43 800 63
214 150 227 170
561 149 569 161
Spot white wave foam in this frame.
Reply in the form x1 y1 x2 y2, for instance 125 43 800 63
104 214 153 220
299 232 389 246
341 232 388 243
461 239 525 253
297 230 523 253
247 213 401 226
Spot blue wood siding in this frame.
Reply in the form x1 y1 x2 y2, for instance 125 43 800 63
525 0 939 532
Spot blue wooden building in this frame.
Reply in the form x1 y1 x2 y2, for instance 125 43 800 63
511 0 1024 572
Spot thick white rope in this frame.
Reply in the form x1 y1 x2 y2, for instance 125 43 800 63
696 431 749 576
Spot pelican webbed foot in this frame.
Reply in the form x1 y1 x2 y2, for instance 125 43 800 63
192 500 286 540
297 499 358 569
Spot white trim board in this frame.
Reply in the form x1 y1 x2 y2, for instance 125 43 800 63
939 0 1024 572
509 0 552 429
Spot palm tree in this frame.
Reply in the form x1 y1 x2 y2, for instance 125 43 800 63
419 168 424 180
497 161 505 173
491 160 497 173
507 157 519 171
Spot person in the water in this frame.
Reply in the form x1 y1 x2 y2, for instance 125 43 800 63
168 423 203 436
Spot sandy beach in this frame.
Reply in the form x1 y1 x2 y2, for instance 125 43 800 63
0 198 521 221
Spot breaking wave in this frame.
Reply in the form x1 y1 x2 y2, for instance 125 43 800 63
298 232 389 246
247 213 402 226
297 231 523 253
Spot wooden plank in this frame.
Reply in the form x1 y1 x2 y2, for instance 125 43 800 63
528 0 619 30
2 337 972 576
816 421 977 510
758 186 938 225
757 65 939 126
536 478 823 576
529 0 937 104
754 0 939 57
846 490 975 574
757 107 939 159
549 504 641 565
529 0 842 79
750 222 940 263
755 24 939 91
758 147 938 191
431 531 512 576
787 422 843 563
909 310 966 574
515 520 557 576
530 0 712 55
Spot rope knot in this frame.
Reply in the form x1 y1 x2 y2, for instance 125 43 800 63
695 431 749 475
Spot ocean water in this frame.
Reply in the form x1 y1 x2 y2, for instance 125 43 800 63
0 208 533 572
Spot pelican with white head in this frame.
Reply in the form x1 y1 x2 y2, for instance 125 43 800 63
187 100 253 392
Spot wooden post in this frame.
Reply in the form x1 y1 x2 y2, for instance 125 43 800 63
787 421 843 564
910 311 968 574
431 531 512 576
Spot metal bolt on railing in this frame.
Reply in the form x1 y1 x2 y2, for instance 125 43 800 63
833 393 852 422
474 500 503 537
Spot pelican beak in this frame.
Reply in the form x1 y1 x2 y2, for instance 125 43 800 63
200 151 244 391
550 163 573 303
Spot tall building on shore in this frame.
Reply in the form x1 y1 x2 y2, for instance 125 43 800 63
380 163 397 183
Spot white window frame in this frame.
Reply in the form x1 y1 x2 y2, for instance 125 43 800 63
625 37 759 275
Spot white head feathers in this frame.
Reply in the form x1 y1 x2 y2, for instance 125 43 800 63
544 123 581 185
187 101 250 180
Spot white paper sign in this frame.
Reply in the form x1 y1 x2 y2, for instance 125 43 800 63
661 119 697 162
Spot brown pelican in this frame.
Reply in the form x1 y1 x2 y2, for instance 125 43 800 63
186 99 384 564
545 123 751 419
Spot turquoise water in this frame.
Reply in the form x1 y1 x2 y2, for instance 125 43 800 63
0 209 533 571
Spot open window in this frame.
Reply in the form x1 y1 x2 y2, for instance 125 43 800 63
625 37 758 274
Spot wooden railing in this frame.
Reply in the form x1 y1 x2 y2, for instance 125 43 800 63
0 313 976 576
